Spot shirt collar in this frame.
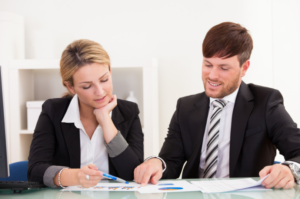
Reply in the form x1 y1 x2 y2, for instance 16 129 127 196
209 86 240 105
61 94 112 128
61 94 83 130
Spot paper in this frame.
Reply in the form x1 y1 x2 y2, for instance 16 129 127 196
191 175 270 193
138 180 201 194
61 182 141 192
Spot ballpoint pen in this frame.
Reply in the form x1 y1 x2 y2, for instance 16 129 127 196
102 173 129 184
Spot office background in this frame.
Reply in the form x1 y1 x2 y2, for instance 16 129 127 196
0 0 299 162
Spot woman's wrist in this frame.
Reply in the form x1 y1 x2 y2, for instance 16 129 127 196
54 169 81 187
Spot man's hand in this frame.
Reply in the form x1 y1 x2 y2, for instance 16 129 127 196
259 164 294 189
134 158 163 186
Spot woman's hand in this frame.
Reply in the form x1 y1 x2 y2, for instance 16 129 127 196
93 95 118 143
93 95 117 126
77 164 103 188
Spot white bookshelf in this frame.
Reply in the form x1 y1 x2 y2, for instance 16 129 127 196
9 59 159 163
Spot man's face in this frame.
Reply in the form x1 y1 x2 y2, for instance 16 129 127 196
202 55 249 99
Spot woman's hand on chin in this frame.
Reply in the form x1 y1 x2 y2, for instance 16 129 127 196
93 95 117 126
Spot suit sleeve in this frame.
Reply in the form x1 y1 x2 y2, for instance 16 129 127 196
266 90 300 163
27 100 56 182
109 103 144 181
159 99 186 179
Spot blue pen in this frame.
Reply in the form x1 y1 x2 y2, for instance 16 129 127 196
102 173 129 184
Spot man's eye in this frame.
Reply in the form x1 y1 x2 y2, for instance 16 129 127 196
221 67 228 71
205 65 212 67
83 85 91 89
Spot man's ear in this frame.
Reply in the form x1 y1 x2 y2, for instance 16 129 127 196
64 81 76 95
241 60 250 77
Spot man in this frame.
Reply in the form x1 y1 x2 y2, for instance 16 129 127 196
134 22 300 189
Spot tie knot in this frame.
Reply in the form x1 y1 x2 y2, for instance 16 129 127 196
212 99 228 109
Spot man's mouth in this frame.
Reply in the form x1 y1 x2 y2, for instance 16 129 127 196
208 81 221 87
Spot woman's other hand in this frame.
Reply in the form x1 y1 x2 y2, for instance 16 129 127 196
78 164 103 188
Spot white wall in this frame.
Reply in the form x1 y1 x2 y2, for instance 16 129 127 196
0 0 299 159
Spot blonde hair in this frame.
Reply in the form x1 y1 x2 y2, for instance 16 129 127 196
60 39 111 97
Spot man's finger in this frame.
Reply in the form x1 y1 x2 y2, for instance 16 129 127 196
274 177 289 189
283 180 294 189
150 171 162 185
141 169 153 186
259 166 272 179
134 166 140 183
137 165 147 184
262 166 281 187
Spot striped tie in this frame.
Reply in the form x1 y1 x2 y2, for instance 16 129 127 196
203 99 228 178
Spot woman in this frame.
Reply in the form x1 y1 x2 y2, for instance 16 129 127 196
28 39 143 188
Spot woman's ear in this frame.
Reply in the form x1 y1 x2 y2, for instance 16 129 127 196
64 81 76 95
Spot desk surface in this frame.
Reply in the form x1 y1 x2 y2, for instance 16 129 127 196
1 178 300 199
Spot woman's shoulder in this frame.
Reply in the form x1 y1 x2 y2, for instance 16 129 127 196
43 97 72 108
116 99 138 109
41 97 72 118
116 99 139 116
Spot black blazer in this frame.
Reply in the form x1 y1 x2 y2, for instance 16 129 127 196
28 97 143 182
159 82 300 179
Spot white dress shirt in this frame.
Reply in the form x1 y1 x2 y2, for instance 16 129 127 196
200 87 239 178
61 94 109 174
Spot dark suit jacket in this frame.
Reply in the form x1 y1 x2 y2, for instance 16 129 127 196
160 82 300 179
28 97 143 182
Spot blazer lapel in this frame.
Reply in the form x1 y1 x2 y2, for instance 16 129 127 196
112 104 128 135
61 123 81 168
230 82 254 176
183 93 209 178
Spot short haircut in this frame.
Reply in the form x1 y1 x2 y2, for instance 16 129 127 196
202 22 253 66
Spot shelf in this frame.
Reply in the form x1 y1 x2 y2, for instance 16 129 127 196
20 130 34 134
9 59 159 162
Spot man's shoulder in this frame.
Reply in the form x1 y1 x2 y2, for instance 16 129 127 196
247 83 281 98
178 92 207 103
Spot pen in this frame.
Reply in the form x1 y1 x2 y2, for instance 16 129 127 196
102 173 129 184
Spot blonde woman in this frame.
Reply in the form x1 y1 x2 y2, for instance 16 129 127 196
28 39 143 188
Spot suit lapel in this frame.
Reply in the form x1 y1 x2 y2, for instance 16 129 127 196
61 123 81 168
183 93 209 178
230 82 254 176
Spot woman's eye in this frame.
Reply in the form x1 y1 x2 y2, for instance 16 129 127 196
101 78 108 82
83 85 91 89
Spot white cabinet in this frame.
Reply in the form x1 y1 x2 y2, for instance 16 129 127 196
9 59 159 163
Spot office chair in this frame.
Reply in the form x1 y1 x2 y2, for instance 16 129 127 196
0 161 28 181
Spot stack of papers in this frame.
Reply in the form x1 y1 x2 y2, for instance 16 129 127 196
191 175 270 193
138 180 200 194
61 176 270 194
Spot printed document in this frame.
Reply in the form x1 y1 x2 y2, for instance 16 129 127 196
191 175 270 193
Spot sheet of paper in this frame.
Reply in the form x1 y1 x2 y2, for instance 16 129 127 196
138 180 201 194
61 182 141 192
191 175 269 193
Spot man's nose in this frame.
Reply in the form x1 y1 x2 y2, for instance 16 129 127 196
209 67 219 80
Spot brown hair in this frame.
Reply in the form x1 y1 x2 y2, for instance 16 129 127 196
60 39 111 97
202 22 253 66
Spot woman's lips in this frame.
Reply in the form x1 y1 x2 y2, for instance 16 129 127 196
94 96 106 102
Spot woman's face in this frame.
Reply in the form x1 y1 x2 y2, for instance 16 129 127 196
67 62 113 110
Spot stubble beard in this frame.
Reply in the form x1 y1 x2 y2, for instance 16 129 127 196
203 72 241 99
